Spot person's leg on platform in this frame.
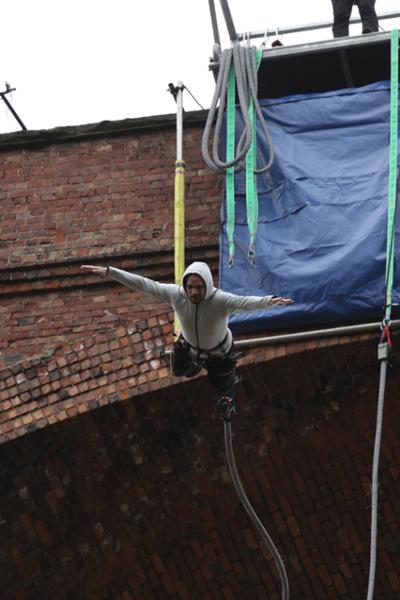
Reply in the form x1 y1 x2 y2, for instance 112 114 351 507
331 0 353 37
357 0 378 33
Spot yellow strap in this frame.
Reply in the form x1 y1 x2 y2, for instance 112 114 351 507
174 160 186 332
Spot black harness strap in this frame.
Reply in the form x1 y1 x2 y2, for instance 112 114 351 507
180 332 230 355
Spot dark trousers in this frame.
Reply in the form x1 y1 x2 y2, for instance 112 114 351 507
172 340 237 399
332 0 378 37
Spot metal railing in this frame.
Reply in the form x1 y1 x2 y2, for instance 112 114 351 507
208 1 400 47
237 11 400 42
163 319 400 356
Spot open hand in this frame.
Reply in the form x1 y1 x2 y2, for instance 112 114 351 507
80 265 107 275
269 296 294 306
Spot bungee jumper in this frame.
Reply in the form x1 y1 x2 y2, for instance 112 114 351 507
81 261 293 418
82 260 293 597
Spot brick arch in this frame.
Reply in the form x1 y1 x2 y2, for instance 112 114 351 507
1 335 399 598
0 296 381 447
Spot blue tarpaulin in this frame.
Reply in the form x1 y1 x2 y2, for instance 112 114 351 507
220 81 400 334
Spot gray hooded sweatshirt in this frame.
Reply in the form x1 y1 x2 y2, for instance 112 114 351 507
108 261 275 354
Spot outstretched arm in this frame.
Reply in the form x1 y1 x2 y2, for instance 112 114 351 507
222 290 294 314
80 265 179 304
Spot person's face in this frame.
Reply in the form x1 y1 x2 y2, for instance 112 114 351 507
185 275 206 304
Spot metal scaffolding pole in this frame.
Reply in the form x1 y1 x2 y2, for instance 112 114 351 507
163 319 400 356
173 82 185 333
218 0 238 42
237 11 400 42
0 86 26 131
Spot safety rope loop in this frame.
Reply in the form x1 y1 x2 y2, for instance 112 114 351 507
201 49 231 173
210 47 253 171
203 44 276 264
201 44 275 174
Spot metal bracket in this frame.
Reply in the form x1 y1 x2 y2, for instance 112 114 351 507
378 342 389 361
0 84 27 131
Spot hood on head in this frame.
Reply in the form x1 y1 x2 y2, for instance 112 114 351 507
182 262 214 299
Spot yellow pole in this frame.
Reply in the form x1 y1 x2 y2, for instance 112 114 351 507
174 83 185 333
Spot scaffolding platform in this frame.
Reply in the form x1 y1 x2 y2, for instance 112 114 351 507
255 31 395 98
207 3 400 98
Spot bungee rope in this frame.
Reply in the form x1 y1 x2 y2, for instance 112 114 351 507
202 44 274 173
202 44 274 267
366 28 399 600
202 46 252 173
220 412 290 599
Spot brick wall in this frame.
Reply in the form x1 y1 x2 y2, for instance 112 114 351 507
0 117 220 366
1 339 399 599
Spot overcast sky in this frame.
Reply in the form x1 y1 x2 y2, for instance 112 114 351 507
1 0 399 133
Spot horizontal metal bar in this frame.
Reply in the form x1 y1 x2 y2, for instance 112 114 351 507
238 11 400 41
208 30 393 73
233 319 400 350
257 30 392 61
163 319 400 356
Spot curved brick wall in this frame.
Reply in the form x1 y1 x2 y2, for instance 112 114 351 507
1 338 399 599
0 117 399 599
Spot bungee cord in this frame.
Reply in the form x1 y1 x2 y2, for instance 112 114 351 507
223 418 290 599
202 43 275 266
203 46 252 172
202 44 274 174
